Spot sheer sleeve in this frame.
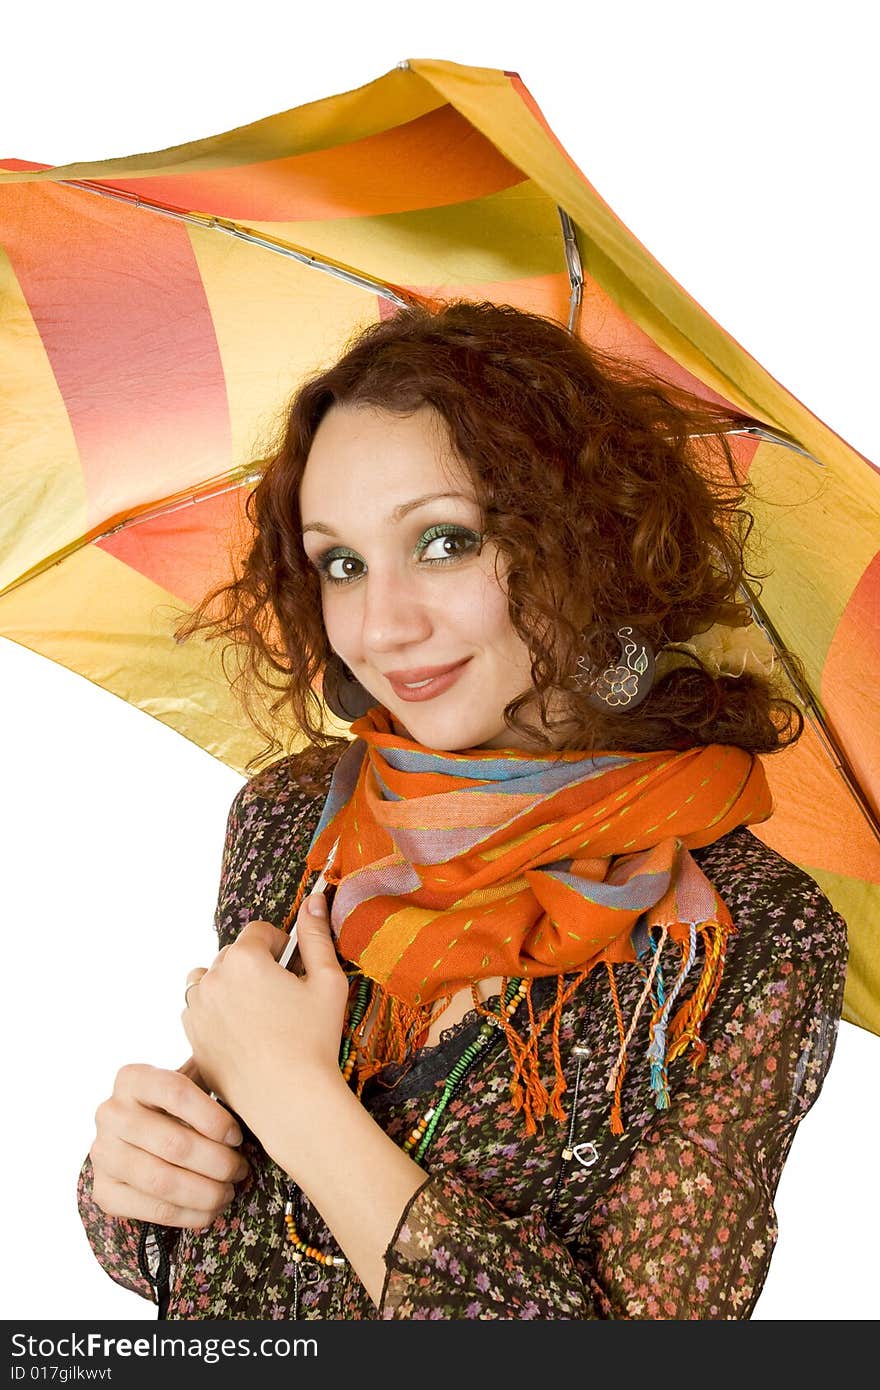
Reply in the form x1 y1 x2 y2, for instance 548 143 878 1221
579 905 846 1319
379 886 847 1320
75 1155 168 1304
380 1173 604 1318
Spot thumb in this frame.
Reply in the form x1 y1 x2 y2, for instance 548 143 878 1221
296 892 342 974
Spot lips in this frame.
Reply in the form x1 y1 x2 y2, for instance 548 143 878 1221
383 659 469 683
384 657 471 702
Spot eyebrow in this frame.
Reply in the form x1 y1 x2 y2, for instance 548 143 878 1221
301 491 475 536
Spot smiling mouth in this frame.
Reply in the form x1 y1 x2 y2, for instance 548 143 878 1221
385 658 471 701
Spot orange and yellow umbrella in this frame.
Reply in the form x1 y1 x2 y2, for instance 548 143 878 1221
1 58 878 1032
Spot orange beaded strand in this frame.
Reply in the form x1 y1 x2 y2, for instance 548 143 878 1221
283 1198 346 1268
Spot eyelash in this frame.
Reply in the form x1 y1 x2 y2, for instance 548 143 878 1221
314 525 482 587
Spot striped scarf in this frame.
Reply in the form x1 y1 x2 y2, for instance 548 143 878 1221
286 705 773 1134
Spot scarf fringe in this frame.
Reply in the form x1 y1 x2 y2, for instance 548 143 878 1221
334 962 596 1137
289 858 731 1140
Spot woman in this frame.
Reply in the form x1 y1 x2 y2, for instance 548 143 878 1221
77 300 848 1319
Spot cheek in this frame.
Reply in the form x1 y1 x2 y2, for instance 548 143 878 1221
476 548 515 620
473 560 514 631
318 589 355 647
462 574 531 670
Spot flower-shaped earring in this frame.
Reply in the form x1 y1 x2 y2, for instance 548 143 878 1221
574 624 656 712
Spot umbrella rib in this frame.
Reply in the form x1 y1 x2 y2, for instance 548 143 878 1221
686 426 825 470
56 179 414 308
725 427 825 469
739 579 880 848
557 207 584 335
0 467 264 601
551 219 823 474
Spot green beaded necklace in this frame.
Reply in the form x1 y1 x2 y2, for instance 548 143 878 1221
399 976 529 1160
283 972 526 1270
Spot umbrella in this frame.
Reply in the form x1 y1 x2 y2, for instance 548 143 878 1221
1 57 878 1034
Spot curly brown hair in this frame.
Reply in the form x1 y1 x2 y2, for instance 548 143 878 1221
174 299 805 787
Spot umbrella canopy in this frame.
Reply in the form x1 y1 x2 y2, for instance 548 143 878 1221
1 58 878 1033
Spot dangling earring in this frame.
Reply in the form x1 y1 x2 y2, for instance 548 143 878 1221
574 623 656 712
322 652 377 722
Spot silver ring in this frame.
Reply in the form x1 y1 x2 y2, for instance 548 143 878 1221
184 980 199 1008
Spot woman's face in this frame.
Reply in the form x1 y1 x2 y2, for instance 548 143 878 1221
299 402 563 752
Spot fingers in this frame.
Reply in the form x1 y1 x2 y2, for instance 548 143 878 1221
96 1094 250 1185
90 1065 252 1229
113 1063 243 1145
233 919 294 962
183 925 296 993
91 1130 243 1213
90 1172 232 1231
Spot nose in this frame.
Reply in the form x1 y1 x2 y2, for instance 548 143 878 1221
359 563 434 653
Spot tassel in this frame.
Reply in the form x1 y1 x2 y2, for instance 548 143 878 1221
606 927 668 1096
504 983 547 1136
333 918 728 1140
605 964 627 1136
603 929 668 1132
546 974 569 1120
504 968 595 1132
645 937 670 1110
645 923 697 1110
666 918 729 1069
341 984 458 1093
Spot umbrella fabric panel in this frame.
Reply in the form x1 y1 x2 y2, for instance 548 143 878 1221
0 178 383 594
747 444 880 672
803 861 878 1034
0 543 305 771
756 722 879 881
744 439 879 825
105 105 525 220
97 485 251 612
0 243 86 592
0 180 232 586
419 60 880 483
753 720 880 1032
822 551 880 815
5 181 231 517
245 183 560 288
187 222 380 467
0 70 447 183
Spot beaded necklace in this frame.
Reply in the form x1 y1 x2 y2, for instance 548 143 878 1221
282 972 528 1272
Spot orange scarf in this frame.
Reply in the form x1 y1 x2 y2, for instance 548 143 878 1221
285 707 773 1134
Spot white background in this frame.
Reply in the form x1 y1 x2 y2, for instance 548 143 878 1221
2 0 878 1322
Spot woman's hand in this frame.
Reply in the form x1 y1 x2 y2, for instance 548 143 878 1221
89 1058 250 1229
180 895 351 1143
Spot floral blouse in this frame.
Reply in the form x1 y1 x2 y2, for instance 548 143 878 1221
77 750 848 1319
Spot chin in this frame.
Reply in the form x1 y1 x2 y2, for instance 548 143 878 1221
391 709 504 753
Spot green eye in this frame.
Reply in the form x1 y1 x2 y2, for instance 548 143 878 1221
314 547 361 581
417 524 482 562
